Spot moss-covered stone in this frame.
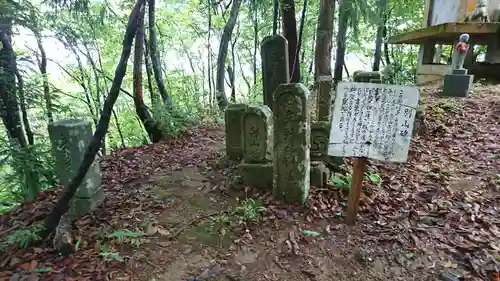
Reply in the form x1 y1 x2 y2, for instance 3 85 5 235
310 161 330 188
261 35 289 110
242 105 273 163
239 163 273 191
224 104 247 160
273 83 310 205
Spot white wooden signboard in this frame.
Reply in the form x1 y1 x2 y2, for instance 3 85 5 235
328 82 420 163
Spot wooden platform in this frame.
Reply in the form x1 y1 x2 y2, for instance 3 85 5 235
389 22 500 45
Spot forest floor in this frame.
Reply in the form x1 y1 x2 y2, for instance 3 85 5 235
1 84 500 281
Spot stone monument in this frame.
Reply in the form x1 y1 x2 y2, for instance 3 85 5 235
239 105 274 191
442 34 474 97
224 103 247 160
48 118 103 217
352 70 382 83
273 83 310 204
261 35 290 110
316 76 333 121
310 121 331 188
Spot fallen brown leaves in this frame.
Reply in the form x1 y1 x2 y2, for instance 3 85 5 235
0 125 224 280
1 84 500 281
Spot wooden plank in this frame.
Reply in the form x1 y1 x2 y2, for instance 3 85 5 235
345 157 367 225
422 0 433 28
389 22 500 45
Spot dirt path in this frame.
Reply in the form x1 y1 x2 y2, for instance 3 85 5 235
1 86 499 281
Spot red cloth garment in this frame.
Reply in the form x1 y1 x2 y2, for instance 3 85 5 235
455 42 469 54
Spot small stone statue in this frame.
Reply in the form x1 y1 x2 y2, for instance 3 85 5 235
452 34 470 70
465 0 490 22
491 4 500 22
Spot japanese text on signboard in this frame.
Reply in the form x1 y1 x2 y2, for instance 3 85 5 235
328 82 420 162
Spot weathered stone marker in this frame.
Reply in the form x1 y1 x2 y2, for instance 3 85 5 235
316 76 333 121
261 35 290 110
239 105 273 191
273 83 310 204
353 70 382 82
224 103 247 160
48 118 103 217
310 121 332 187
443 34 474 97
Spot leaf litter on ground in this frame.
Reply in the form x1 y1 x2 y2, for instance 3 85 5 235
1 85 500 281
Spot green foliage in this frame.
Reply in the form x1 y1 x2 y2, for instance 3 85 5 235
102 229 144 248
1 224 44 250
152 104 194 138
331 171 382 189
235 197 266 223
0 139 57 202
99 244 125 262
331 173 352 189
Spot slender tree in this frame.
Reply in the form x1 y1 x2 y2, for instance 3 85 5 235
214 0 243 110
373 0 388 71
0 22 29 148
147 0 171 106
280 0 300 82
314 0 335 79
133 3 163 142
333 0 349 87
41 0 144 240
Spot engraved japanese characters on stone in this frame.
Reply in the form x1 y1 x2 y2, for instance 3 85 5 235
273 83 310 204
242 105 273 163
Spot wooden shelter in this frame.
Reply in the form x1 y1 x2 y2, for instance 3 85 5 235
388 0 500 85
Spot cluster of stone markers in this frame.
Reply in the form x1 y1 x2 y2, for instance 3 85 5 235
225 35 349 204
48 119 103 217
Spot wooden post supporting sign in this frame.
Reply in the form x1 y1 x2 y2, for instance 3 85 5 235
346 75 380 225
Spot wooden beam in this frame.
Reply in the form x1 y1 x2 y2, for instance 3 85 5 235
388 22 500 45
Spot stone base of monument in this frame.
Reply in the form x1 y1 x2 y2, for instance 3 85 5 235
239 163 273 191
442 69 474 97
310 161 330 188
71 187 105 217
69 160 103 217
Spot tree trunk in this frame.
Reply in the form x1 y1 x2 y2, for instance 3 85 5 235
15 70 34 146
273 0 279 34
333 0 349 87
383 26 391 66
228 65 235 102
144 38 156 106
67 44 98 127
280 0 300 83
0 22 28 148
215 0 242 111
207 0 213 106
227 28 239 103
34 30 54 123
147 0 172 106
252 2 258 86
372 0 388 71
133 4 163 143
294 0 308 82
83 44 107 155
41 0 144 241
314 0 335 79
